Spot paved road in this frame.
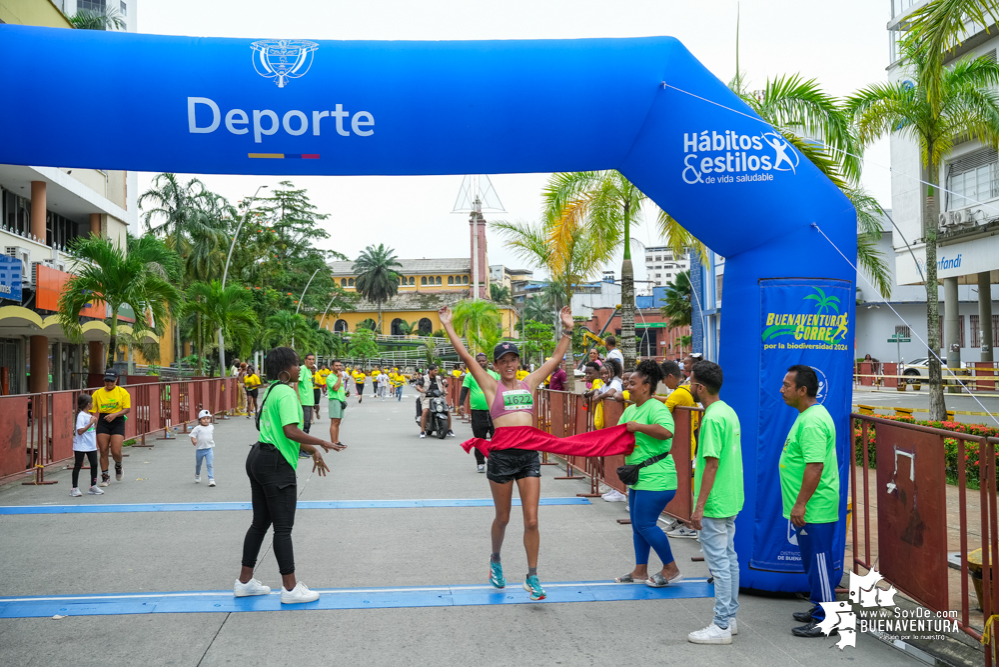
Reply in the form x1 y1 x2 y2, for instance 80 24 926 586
0 387 919 666
854 386 999 425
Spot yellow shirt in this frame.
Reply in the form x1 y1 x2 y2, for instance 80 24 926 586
315 368 331 388
244 374 261 389
353 372 366 384
516 370 529 381
665 384 700 457
90 386 131 414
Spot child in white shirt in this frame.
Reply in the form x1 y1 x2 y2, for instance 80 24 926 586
71 394 103 497
190 409 216 486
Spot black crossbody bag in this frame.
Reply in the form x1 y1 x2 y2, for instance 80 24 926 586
617 452 669 486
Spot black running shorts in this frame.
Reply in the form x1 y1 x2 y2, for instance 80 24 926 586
96 416 126 437
486 448 541 484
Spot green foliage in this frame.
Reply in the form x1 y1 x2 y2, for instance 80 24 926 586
68 7 124 30
659 270 692 329
452 300 501 355
490 283 513 305
262 311 312 349
347 329 380 361
183 280 258 375
59 234 181 369
353 244 402 331
522 321 556 367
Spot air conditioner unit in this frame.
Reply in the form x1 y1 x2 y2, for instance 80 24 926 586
31 261 45 285
939 212 950 227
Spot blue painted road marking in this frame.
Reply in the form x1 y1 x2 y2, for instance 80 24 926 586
0 579 713 618
0 497 591 515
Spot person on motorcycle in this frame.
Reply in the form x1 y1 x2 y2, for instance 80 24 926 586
417 364 454 439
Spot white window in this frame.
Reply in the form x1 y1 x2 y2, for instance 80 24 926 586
120 1 127 16
948 149 999 210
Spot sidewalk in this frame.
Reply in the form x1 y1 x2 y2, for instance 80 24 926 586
0 389 920 667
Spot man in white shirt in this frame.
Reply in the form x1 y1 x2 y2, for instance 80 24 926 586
230 359 241 378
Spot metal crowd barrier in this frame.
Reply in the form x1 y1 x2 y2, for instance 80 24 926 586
0 378 238 486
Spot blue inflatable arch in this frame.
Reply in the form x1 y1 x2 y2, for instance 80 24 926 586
0 26 857 593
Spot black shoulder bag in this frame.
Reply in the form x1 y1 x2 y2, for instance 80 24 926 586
617 452 670 486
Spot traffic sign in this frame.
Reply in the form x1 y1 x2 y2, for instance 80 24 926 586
887 337 911 343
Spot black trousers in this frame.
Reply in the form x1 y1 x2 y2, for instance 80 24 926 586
72 450 98 488
242 442 298 575
470 410 494 465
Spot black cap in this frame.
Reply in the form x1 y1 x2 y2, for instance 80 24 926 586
103 369 118 382
493 342 520 362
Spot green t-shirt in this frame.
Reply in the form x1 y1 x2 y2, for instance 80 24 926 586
779 404 839 523
463 369 500 411
298 365 314 406
621 398 676 491
259 383 304 469
693 400 744 518
327 371 346 402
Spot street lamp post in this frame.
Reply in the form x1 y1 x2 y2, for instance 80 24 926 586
219 185 267 378
291 267 321 349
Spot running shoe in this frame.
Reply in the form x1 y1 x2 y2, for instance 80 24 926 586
209 478 216 487
99 473 111 487
447 430 456 438
477 464 486 473
70 487 82 497
687 623 732 645
601 489 627 503
233 578 271 597
195 475 201 483
489 561 505 589
88 485 104 495
523 575 546 601
667 526 699 539
115 463 123 481
420 431 426 439
280 581 320 604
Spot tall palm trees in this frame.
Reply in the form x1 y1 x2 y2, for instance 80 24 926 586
183 281 258 375
353 244 402 333
847 43 999 420
59 235 181 368
452 300 501 355
660 271 693 329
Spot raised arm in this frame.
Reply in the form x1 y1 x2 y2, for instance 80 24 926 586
439 306 497 392
525 307 574 391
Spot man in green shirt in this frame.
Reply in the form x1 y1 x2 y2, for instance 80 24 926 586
298 354 316 440
779 364 840 639
687 360 743 645
326 360 347 447
459 352 500 472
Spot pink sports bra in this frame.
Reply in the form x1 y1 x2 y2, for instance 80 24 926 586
490 380 535 419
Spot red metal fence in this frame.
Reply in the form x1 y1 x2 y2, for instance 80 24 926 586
852 413 999 662
0 378 238 486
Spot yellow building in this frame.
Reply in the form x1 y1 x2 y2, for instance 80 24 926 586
325 258 518 337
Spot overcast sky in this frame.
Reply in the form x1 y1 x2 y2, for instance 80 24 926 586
135 0 893 284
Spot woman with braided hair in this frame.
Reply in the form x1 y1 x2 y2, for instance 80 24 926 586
613 359 683 587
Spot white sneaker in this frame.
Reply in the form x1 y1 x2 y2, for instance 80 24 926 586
208 479 216 487
195 475 201 483
660 517 680 531
88 485 104 495
419 432 426 439
667 526 699 539
687 623 732 644
70 487 82 497
602 489 627 502
233 578 271 597
280 581 320 604
477 464 486 473
730 619 738 635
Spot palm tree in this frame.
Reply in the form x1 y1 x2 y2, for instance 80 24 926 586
138 174 215 248
905 0 999 114
490 283 513 305
59 235 181 368
353 244 402 332
67 7 124 30
846 43 999 419
453 300 501 354
542 171 655 369
184 281 258 376
660 270 693 329
262 311 313 349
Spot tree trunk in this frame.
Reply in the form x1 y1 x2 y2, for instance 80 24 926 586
620 202 636 369
924 153 947 420
106 311 118 369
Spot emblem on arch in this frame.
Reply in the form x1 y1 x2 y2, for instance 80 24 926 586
250 39 318 88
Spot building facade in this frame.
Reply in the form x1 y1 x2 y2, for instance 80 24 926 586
644 245 690 289
0 1 142 394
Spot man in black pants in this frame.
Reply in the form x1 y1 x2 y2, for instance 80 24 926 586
459 352 500 472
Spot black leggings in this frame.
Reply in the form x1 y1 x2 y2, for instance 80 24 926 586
72 450 98 488
242 443 298 575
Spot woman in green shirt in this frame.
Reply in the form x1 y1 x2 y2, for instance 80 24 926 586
614 360 683 587
234 347 346 605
